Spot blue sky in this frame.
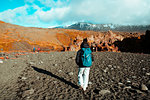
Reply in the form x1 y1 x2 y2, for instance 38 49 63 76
0 0 150 28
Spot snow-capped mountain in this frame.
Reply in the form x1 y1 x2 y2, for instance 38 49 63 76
57 22 150 32
64 22 116 30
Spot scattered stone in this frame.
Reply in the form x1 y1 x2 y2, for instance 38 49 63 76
146 73 150 76
22 77 27 80
104 69 107 73
118 82 124 88
28 88 34 94
136 90 143 94
37 76 40 80
111 68 114 70
114 66 117 68
118 82 123 85
147 81 150 90
127 80 131 83
68 72 74 76
108 58 112 60
23 88 34 97
53 64 58 66
89 81 92 85
108 65 112 68
105 82 108 84
29 62 35 65
53 81 57 83
148 80 150 85
0 60 3 63
141 84 148 91
142 68 146 71
131 83 140 89
124 86 132 89
104 68 108 73
99 89 111 95
59 95 63 99
132 76 137 79
117 66 120 69
58 70 62 72
27 97 30 99
40 61 43 64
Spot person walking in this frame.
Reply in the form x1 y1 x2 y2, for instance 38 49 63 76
75 38 94 92
37 47 41 52
33 47 36 52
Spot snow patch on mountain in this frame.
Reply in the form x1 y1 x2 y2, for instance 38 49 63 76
62 22 150 32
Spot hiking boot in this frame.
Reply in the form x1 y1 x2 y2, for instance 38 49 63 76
79 86 83 91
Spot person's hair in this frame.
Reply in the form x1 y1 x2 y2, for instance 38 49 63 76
83 38 88 43
80 38 89 48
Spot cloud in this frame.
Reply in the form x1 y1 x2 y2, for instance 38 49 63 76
0 5 29 23
0 4 45 27
38 0 69 8
66 0 150 25
24 0 35 3
0 0 71 27
35 7 70 22
0 0 150 28
34 0 150 26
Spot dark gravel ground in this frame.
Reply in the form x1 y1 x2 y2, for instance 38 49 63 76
0 51 150 100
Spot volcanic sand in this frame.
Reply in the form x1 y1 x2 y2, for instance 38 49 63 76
0 52 150 100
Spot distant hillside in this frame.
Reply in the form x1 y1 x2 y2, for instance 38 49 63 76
58 22 150 32
0 20 149 53
0 20 97 51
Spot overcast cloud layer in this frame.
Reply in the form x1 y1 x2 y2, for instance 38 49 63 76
0 0 150 28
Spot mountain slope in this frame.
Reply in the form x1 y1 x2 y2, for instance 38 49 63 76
0 21 92 52
0 20 149 53
62 22 150 32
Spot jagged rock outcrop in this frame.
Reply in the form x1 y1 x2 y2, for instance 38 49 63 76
68 30 124 52
114 30 150 54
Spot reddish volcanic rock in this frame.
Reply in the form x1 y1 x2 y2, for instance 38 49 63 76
0 21 5 23
0 20 148 53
